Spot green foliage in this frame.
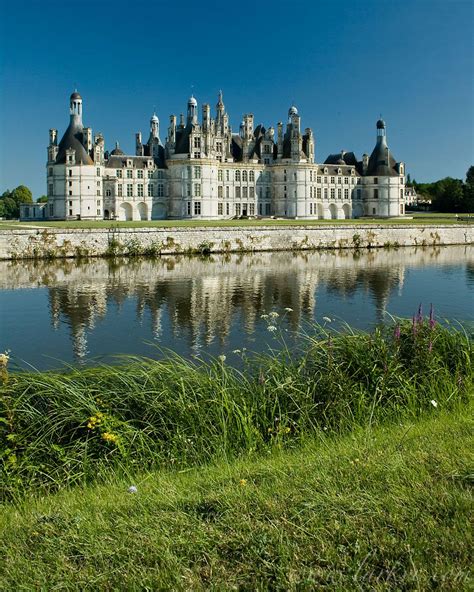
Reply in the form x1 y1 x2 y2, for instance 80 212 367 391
414 167 474 213
0 407 472 589
36 195 48 203
0 318 471 500
0 185 34 219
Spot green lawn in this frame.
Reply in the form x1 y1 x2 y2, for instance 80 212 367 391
0 405 472 590
0 212 470 230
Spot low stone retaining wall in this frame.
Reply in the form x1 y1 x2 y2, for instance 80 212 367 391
0 224 472 260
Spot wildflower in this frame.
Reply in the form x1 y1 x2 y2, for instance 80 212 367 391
430 400 438 408
417 303 423 324
429 303 436 329
412 315 417 337
269 311 279 318
322 316 332 323
267 325 277 332
260 314 269 320
284 307 293 312
128 485 138 494
284 427 291 434
102 432 118 443
394 324 401 341
218 354 226 363
0 352 9 368
239 479 247 487
232 349 241 354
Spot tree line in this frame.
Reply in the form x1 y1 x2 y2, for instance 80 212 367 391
408 166 474 213
0 187 47 219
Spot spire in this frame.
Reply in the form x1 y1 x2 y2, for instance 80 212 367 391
69 90 83 124
187 95 198 124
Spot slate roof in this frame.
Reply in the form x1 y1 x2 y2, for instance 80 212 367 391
366 140 399 177
55 119 94 165
324 152 358 166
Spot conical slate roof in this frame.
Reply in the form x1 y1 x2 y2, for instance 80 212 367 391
55 117 93 165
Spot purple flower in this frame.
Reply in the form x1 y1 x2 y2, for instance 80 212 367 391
429 304 436 329
394 324 401 341
417 303 424 325
412 316 417 337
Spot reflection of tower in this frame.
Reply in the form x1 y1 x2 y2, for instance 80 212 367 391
73 324 88 361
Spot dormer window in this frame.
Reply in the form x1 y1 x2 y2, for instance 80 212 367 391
351 168 355 175
337 168 342 175
324 167 328 174
127 159 132 167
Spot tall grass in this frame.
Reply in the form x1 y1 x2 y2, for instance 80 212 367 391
1 314 472 500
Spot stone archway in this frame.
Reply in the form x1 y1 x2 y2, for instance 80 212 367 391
329 203 338 220
137 202 148 221
119 202 133 221
353 204 364 218
151 203 167 220
342 203 351 219
317 203 324 219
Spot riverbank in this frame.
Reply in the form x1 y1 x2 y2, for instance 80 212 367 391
0 222 473 259
1 403 472 590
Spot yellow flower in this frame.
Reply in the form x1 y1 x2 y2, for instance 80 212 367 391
284 427 291 434
239 479 247 487
0 353 9 368
102 432 118 443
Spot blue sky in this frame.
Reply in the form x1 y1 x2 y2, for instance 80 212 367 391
0 0 472 197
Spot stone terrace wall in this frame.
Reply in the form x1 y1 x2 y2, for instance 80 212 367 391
0 225 472 260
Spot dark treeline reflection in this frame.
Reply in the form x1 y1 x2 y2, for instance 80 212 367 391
1 246 473 366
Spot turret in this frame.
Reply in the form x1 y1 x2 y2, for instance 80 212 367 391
136 131 143 156
187 95 197 124
150 113 160 140
69 91 83 125
168 115 176 143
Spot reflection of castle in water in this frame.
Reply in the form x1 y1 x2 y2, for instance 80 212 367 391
2 246 472 360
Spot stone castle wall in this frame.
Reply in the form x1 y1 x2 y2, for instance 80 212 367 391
0 224 472 260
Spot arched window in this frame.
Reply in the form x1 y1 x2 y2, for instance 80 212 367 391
242 170 248 182
235 170 241 182
249 170 255 182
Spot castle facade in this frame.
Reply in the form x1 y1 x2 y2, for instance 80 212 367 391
22 91 406 221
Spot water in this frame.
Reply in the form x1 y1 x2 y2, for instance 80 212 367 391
1 246 473 370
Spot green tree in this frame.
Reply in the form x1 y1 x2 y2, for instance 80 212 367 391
2 197 18 218
432 178 465 212
36 195 48 203
11 185 33 206
463 166 474 212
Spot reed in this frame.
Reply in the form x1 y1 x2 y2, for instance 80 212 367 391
1 313 472 500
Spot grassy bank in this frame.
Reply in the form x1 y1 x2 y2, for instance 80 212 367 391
1 315 471 500
0 212 470 230
1 405 472 590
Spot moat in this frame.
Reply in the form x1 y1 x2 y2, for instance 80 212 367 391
1 245 473 370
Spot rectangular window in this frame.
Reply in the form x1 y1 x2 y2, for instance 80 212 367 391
69 191 72 196
218 202 223 215
374 189 379 199
344 177 349 184
69 200 72 206
69 209 73 216
249 170 255 182
317 176 321 183
235 170 241 181
97 200 101 206
324 176 328 184
187 201 191 215
157 170 163 179
218 186 223 198
68 169 72 177
194 201 201 215
265 186 270 198
226 186 229 198
127 184 133 197
69 181 72 187
337 188 342 199
242 187 248 198
236 186 241 198
265 203 271 215
194 136 201 149
157 184 164 197
310 203 313 215
317 188 321 199
216 141 222 152
137 184 144 197
96 168 100 176
226 203 230 215
249 187 255 198
242 170 248 182
226 170 230 181
235 203 241 216
194 184 201 197
116 169 122 178
194 166 201 179
148 184 154 197
218 170 223 181
249 203 255 216
344 188 349 199
97 190 101 196
337 177 342 184
127 170 132 179
193 152 200 159
118 185 122 197
186 184 191 197
330 177 335 184
330 188 335 199
137 170 143 179
97 181 101 187
147 170 153 179
97 209 101 216
324 188 328 199
374 178 378 184
357 189 362 199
